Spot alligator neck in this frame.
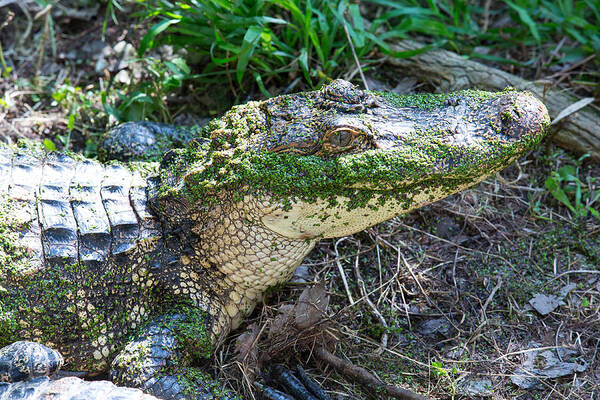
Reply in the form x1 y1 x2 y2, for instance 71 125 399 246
151 187 317 344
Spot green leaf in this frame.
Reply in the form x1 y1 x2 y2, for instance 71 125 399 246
43 139 56 152
236 26 263 85
589 207 600 221
298 47 309 77
505 0 541 44
252 71 271 98
139 18 181 56
557 165 577 181
581 298 590 307
67 112 75 131
545 176 575 212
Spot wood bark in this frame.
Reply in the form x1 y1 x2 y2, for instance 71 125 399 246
385 41 600 161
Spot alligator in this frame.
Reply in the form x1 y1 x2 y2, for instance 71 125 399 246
0 80 550 400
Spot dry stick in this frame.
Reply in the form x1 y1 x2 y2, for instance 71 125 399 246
379 236 461 332
479 277 502 321
314 346 429 400
552 269 600 280
385 40 600 160
352 243 389 352
33 5 51 79
343 22 369 91
334 237 355 305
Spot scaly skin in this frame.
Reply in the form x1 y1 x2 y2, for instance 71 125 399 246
0 80 550 399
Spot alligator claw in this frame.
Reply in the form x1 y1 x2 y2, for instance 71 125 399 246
257 365 330 400
101 121 208 162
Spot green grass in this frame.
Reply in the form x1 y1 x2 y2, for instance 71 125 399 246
4 1 598 137
129 0 599 98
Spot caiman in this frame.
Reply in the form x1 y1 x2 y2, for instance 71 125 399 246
0 80 549 400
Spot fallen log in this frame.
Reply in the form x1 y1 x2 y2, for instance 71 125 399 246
385 41 600 160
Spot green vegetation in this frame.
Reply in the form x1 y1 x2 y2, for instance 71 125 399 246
136 0 599 93
545 154 600 221
430 360 459 398
2 0 596 136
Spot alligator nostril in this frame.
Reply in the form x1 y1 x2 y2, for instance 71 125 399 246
444 97 463 107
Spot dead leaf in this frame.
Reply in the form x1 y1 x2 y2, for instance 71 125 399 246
295 283 330 329
269 304 294 338
551 97 595 125
235 323 260 363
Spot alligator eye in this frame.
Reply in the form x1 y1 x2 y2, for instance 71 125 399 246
328 129 354 148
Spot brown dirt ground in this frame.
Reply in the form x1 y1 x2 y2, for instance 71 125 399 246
0 3 598 400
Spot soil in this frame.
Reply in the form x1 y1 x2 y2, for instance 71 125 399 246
0 3 598 400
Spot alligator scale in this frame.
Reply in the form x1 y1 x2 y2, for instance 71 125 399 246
0 80 549 399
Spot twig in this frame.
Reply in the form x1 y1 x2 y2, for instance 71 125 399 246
315 346 429 400
334 237 355 305
378 236 460 332
480 277 502 321
342 22 368 90
552 270 600 280
494 346 567 362
33 4 51 79
352 242 388 352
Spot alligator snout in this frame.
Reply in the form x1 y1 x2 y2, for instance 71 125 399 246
497 91 550 144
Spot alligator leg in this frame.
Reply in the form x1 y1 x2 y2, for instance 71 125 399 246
110 311 235 400
100 121 208 162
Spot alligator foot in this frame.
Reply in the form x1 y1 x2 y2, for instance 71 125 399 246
101 121 207 162
0 341 63 383
111 311 236 400
256 365 331 400
0 342 156 400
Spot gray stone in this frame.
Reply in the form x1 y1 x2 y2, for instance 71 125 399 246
459 378 494 397
418 318 452 337
511 345 587 389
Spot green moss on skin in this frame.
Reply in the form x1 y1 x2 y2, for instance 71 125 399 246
158 99 545 213
176 367 241 400
166 305 213 361
373 87 517 110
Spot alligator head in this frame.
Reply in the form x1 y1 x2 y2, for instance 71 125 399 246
154 79 549 335
164 79 549 239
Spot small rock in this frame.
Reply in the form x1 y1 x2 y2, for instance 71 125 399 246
418 318 452 337
528 293 563 315
528 283 577 315
94 57 108 74
114 70 131 85
511 367 540 389
459 378 493 397
290 264 312 283
559 283 577 298
511 345 587 389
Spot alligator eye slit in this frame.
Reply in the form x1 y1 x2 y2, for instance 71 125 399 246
329 130 353 148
